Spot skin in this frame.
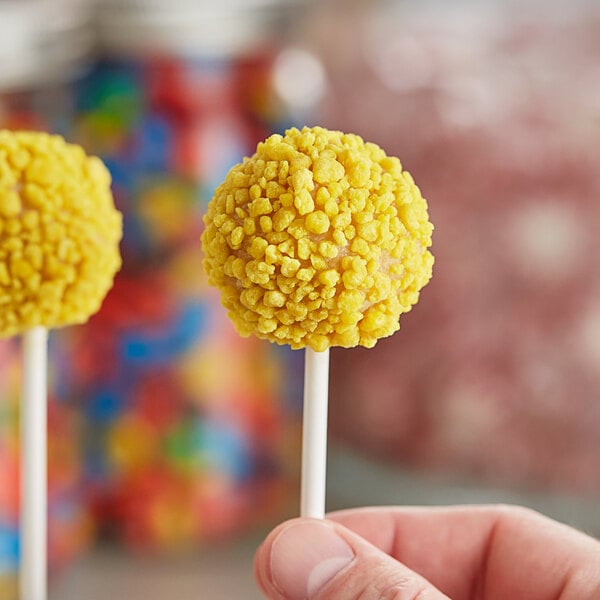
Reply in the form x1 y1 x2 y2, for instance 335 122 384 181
254 505 600 599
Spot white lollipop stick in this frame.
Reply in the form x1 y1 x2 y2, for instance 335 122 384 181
20 326 48 600
300 347 330 519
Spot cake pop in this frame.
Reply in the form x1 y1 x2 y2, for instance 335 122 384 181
202 126 433 352
0 130 122 339
0 129 121 600
202 126 433 519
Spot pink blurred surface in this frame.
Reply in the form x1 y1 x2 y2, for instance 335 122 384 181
316 2 600 493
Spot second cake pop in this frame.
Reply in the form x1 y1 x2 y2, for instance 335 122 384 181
0 130 122 339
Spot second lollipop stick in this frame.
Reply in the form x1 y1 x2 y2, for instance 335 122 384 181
300 347 330 519
21 326 48 600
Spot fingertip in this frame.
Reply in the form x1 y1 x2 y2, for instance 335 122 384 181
254 518 357 599
254 518 307 599
253 538 269 596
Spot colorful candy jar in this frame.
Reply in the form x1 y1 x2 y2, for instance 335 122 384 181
52 0 314 549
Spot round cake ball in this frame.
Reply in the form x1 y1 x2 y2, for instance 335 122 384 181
202 126 434 352
0 131 122 338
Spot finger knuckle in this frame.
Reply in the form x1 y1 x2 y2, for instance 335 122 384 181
493 503 540 521
375 576 435 600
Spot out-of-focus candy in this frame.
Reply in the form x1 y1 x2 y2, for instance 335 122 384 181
49 2 310 550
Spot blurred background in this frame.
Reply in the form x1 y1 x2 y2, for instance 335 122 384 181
1 0 600 598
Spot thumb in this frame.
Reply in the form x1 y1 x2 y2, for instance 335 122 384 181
254 518 450 599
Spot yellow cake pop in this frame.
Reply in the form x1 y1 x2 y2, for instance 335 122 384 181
202 126 433 352
0 130 122 338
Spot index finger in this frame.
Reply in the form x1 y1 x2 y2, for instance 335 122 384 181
328 505 600 600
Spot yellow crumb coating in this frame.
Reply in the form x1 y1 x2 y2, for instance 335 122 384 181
202 126 433 352
0 130 122 338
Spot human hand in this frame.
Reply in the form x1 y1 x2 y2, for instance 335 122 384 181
254 505 600 599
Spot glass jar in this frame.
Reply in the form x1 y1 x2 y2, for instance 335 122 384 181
53 0 318 550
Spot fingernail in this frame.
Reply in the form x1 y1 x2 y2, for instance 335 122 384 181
270 520 355 599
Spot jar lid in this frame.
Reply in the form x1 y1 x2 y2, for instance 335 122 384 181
96 0 302 58
0 0 93 91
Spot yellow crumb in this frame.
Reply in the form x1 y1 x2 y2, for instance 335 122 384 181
0 130 122 338
201 126 433 351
